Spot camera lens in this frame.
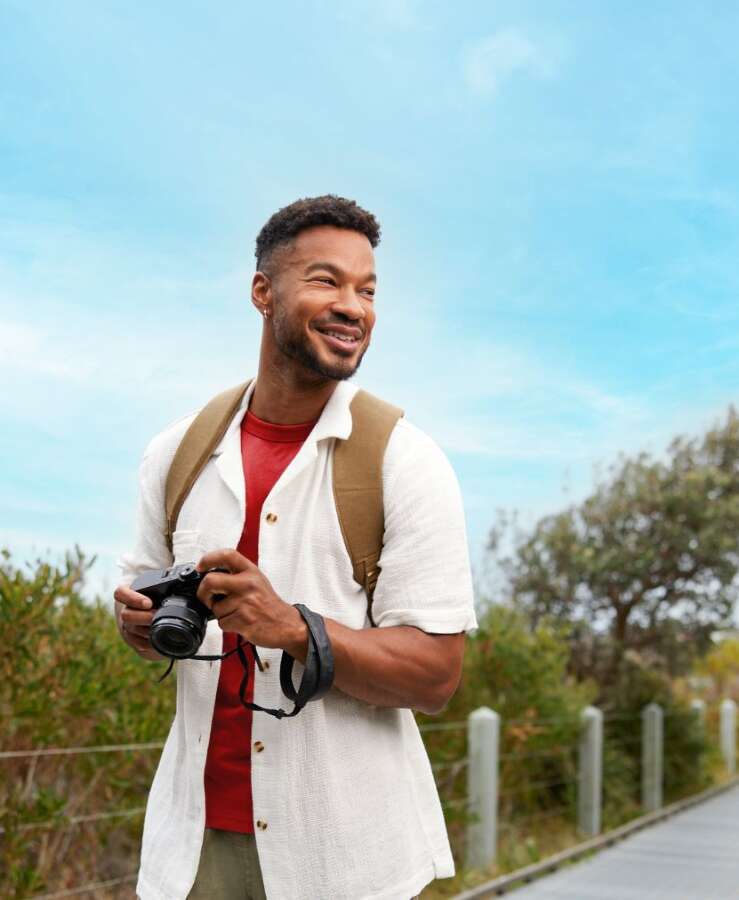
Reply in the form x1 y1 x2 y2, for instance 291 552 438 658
149 596 207 659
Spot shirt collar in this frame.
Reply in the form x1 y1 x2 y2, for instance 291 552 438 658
309 379 358 443
212 378 358 457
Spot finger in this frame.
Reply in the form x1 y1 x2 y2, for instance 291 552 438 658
196 549 252 575
114 584 153 610
215 608 245 631
207 595 243 621
120 609 154 627
127 625 152 640
119 618 146 640
196 571 242 608
127 632 152 652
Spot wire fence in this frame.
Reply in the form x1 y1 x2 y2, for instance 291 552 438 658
424 700 732 875
1 740 160 900
0 743 165 761
422 710 583 868
5 808 146 836
30 874 138 900
2 702 730 898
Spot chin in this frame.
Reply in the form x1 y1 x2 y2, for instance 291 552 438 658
313 350 364 381
276 327 366 381
319 361 360 381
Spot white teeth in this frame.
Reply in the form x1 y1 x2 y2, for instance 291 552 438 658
323 330 357 343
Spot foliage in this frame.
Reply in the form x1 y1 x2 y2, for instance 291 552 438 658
0 548 175 899
599 655 714 827
693 637 739 701
1 547 723 900
489 407 739 675
418 604 596 868
418 604 717 896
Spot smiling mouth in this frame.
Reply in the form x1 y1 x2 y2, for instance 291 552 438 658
315 327 363 354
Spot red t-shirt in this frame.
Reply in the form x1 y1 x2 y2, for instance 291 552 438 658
203 409 316 833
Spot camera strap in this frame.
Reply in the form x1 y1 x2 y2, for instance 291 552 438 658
279 604 335 705
155 638 252 685
157 604 335 720
235 604 334 719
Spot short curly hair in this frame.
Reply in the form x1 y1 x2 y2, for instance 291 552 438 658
255 194 381 273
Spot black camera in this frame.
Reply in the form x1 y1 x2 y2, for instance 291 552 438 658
131 563 215 659
130 562 335 720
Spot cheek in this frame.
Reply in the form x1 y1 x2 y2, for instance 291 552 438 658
300 295 329 326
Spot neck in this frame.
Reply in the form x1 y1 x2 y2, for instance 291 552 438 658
249 354 339 425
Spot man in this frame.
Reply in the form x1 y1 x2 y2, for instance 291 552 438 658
115 195 477 900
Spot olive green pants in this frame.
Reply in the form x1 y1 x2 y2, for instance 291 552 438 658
187 827 421 899
188 828 266 900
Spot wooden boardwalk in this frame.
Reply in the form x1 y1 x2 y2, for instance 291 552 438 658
510 783 739 899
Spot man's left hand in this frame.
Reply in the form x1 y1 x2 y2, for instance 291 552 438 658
196 549 307 652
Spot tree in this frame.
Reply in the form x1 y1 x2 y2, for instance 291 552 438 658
489 407 739 676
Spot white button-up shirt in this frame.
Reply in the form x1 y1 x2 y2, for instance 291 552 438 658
118 380 477 900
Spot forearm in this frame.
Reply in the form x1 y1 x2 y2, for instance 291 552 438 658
283 617 457 715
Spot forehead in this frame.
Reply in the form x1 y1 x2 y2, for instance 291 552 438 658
286 225 375 274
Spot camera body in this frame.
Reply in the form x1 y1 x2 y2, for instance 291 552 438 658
130 563 212 659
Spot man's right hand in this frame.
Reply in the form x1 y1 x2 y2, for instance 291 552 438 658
114 584 163 661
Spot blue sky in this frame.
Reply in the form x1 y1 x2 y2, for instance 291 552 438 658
2 1 739 598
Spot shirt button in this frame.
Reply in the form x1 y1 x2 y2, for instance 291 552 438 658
254 740 264 753
263 659 270 670
265 512 278 524
256 820 268 830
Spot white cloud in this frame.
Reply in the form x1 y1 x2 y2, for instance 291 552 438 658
3 216 734 596
462 28 550 97
0 220 261 428
0 321 86 379
358 286 649 466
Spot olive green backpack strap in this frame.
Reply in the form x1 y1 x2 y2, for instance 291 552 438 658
332 389 404 626
163 380 253 553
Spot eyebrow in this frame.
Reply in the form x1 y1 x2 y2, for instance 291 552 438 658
303 261 376 283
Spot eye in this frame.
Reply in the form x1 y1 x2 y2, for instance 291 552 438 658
361 288 376 299
312 276 335 286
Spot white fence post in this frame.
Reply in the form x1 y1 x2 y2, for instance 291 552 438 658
578 705 603 836
720 699 736 775
642 703 663 812
690 698 706 730
466 707 500 869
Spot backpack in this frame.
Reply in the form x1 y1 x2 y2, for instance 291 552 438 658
163 380 403 626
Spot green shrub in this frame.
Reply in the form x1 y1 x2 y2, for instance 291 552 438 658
417 604 596 867
0 548 175 899
1 548 721 898
599 656 714 826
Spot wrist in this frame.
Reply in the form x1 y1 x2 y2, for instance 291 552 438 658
282 606 310 661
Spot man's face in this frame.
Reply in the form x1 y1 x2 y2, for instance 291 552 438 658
265 226 377 381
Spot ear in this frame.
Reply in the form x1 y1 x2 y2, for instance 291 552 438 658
251 271 272 318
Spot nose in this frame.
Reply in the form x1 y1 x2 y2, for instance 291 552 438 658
330 286 366 320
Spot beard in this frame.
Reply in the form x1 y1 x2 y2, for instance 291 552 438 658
271 303 368 381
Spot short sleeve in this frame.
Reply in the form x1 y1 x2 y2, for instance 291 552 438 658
371 419 478 634
116 434 177 585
